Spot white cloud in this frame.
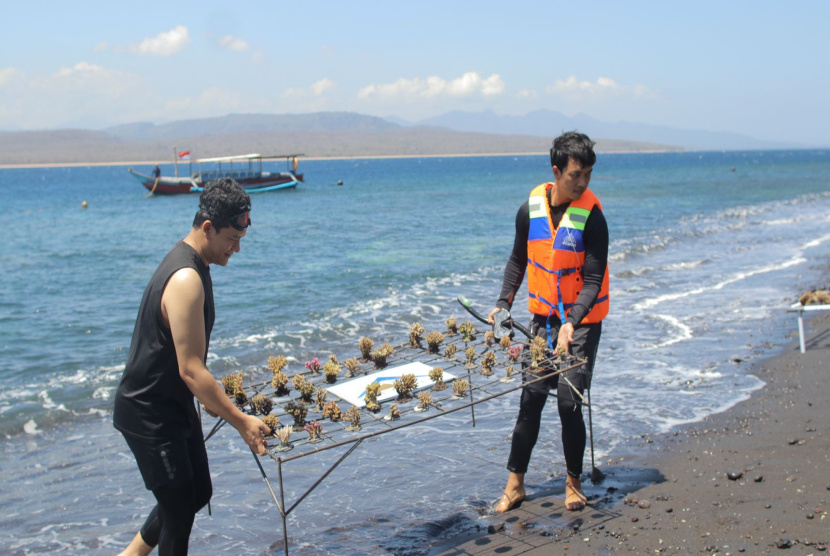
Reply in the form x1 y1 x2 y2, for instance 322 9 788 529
92 41 108 52
546 75 656 100
51 63 137 104
0 67 20 87
283 79 336 99
218 35 250 52
282 87 304 99
310 78 335 96
56 61 106 77
481 74 505 96
131 25 190 56
517 89 538 99
358 72 505 100
0 62 145 129
630 83 653 99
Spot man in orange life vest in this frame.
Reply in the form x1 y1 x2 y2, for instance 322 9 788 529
487 131 609 513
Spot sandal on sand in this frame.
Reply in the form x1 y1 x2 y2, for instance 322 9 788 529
565 479 587 511
494 490 525 514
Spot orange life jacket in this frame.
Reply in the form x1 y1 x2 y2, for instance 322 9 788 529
527 183 609 325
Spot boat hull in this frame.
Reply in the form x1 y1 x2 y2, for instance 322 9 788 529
129 169 304 195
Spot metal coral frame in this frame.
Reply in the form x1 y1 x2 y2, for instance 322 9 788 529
205 323 588 555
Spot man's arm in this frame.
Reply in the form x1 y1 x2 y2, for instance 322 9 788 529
163 268 269 455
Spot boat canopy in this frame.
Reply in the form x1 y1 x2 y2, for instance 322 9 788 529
196 153 262 163
260 153 305 160
193 153 305 163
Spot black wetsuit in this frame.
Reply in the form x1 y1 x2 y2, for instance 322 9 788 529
114 241 214 555
497 188 608 478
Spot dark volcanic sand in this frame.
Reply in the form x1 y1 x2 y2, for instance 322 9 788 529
430 312 830 555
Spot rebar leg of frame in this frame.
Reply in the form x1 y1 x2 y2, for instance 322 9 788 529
246 447 288 553
271 440 364 555
467 366 476 427
587 388 596 480
797 309 806 353
250 447 282 512
204 416 228 442
286 440 363 515
278 458 289 556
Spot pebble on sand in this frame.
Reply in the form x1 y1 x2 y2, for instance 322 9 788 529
774 537 793 549
727 469 743 480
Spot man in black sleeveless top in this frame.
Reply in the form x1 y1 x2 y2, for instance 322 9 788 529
114 178 269 555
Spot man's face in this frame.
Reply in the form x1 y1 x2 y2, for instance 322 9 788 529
208 223 246 266
553 158 593 202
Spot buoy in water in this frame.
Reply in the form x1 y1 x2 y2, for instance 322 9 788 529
337 180 343 186
81 200 88 209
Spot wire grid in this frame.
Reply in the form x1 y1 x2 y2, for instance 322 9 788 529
211 322 586 464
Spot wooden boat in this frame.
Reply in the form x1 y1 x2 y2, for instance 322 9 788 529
128 153 304 195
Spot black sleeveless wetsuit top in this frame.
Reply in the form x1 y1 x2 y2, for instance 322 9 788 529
113 241 215 441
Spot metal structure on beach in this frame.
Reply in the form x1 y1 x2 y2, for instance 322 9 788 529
205 298 597 555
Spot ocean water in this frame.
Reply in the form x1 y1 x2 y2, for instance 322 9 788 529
1 150 829 554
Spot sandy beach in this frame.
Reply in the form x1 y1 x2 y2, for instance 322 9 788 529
431 311 830 555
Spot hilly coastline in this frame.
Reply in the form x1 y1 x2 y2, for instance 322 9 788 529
0 112 679 167
414 109 806 151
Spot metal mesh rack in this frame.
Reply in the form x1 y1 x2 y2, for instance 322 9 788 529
204 321 586 555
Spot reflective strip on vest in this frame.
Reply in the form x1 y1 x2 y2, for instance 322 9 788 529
528 195 551 241
560 206 590 230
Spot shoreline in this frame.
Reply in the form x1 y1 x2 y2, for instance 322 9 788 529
6 146 828 171
0 149 691 170
431 310 830 554
0 152 546 170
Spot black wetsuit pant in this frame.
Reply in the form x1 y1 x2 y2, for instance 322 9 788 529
506 317 601 478
123 420 212 555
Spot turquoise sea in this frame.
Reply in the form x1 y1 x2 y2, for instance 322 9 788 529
1 150 829 553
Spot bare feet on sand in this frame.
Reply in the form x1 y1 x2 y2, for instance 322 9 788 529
495 471 527 514
494 488 526 513
565 475 587 511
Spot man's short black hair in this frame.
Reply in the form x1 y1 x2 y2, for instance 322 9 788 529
193 178 251 231
550 131 596 172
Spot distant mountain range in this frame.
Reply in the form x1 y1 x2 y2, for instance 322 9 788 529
410 109 804 151
0 110 808 166
106 112 400 142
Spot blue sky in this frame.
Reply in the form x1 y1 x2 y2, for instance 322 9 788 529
1 1 828 144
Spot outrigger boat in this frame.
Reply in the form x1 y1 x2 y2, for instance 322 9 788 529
128 152 304 195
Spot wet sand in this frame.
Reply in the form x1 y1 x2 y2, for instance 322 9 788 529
430 312 830 555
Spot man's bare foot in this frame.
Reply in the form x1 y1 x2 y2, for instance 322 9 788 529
494 488 526 514
565 475 587 511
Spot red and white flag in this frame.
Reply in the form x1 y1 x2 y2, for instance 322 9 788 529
178 150 191 160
